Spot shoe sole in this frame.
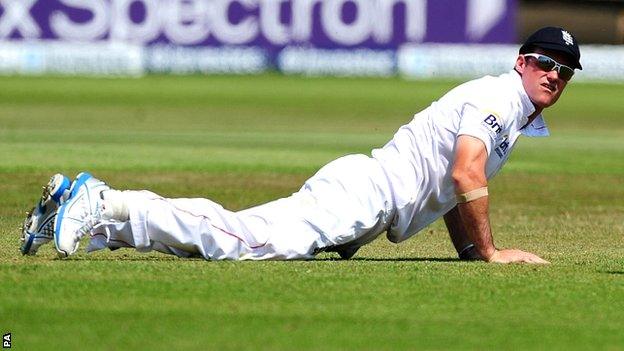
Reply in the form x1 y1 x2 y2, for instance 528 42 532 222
54 172 93 257
21 174 71 255
47 174 72 204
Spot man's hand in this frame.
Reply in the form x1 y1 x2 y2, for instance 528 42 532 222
488 249 549 264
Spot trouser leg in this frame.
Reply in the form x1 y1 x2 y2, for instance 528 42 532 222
123 190 270 259
85 154 394 260
89 190 324 260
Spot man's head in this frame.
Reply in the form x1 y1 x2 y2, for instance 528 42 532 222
514 27 582 110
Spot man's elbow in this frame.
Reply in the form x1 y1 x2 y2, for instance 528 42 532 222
452 168 486 190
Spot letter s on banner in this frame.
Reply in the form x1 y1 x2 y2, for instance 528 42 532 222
50 0 109 41
110 0 161 44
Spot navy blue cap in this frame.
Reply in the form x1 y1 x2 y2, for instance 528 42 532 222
520 27 582 70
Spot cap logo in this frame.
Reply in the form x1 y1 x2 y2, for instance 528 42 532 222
562 30 574 46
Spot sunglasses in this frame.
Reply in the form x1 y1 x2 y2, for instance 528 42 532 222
523 53 575 81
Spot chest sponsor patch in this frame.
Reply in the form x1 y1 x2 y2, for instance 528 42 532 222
481 114 504 138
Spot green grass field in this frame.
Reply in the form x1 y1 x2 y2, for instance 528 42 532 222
1 75 623 350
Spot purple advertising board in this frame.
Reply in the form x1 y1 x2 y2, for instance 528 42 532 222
0 0 516 48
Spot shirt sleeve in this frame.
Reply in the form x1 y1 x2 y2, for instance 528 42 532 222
457 103 507 156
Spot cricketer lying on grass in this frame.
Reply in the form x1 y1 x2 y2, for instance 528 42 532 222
21 27 582 263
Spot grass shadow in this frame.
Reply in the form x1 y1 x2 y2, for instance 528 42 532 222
54 254 464 263
316 256 464 263
599 270 624 275
56 254 190 262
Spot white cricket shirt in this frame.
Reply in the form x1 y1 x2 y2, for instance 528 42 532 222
372 70 550 243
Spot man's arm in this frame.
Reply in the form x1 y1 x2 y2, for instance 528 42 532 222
451 135 549 264
443 206 481 260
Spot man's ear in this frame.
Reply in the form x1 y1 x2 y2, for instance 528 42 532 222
515 55 526 74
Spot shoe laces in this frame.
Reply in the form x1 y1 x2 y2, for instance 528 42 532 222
74 197 104 241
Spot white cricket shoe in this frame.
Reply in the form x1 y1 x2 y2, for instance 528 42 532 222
20 174 72 255
54 172 110 257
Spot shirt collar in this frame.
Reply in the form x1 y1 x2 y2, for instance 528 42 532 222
521 115 550 137
508 70 550 137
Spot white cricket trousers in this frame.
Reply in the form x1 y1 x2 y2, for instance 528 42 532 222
88 154 396 260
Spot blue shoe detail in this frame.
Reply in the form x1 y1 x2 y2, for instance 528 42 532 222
54 172 109 257
21 173 72 256
21 233 36 255
22 212 55 255
55 172 93 252
36 174 72 213
51 175 71 203
70 172 93 198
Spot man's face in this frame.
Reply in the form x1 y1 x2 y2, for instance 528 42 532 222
515 49 575 109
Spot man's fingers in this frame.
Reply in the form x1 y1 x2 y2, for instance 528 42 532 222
528 255 549 264
522 252 549 264
487 249 549 264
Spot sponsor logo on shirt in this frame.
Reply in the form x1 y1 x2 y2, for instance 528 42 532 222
482 114 504 137
494 134 510 158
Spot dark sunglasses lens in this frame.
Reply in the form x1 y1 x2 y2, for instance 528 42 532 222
536 56 556 71
558 66 574 81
